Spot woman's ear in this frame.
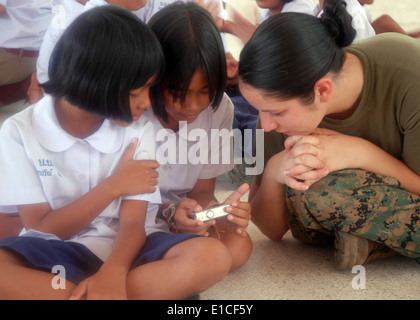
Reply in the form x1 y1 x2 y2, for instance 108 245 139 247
314 77 333 103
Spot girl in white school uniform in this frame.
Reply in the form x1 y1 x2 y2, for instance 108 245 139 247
0 0 149 238
146 2 253 271
0 6 232 300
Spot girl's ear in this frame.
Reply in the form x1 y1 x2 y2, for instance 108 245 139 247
314 77 333 103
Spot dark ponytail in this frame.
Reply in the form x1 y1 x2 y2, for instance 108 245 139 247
239 0 356 104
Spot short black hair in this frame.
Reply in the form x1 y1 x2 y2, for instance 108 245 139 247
148 2 227 123
41 5 164 123
239 0 355 104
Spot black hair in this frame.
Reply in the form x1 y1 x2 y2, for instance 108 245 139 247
41 5 164 123
239 0 356 104
148 2 227 123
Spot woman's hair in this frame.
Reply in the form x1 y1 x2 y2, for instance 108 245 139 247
41 5 164 123
238 0 356 104
148 2 227 123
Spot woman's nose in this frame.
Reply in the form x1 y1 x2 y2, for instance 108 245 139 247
260 113 278 132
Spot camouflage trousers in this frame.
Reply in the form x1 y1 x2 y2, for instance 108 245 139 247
286 169 420 258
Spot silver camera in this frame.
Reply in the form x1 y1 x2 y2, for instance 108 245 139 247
194 204 229 221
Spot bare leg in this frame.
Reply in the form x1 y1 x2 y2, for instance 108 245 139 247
0 248 76 299
211 231 253 271
127 237 232 299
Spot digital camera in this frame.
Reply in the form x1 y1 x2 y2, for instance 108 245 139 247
194 204 229 221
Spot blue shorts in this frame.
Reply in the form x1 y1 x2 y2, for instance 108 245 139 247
0 232 200 285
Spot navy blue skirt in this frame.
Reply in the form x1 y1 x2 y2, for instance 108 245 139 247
0 232 199 285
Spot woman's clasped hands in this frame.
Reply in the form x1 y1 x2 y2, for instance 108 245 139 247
271 128 364 191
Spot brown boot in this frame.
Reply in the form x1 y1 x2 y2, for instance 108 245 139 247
334 231 398 270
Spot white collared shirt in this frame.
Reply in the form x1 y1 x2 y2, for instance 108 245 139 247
0 95 162 261
145 93 234 203
0 0 61 50
259 0 315 23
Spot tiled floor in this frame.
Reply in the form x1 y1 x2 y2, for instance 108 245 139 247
1 0 419 300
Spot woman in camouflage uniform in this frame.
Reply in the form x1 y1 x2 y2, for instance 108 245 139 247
238 0 420 269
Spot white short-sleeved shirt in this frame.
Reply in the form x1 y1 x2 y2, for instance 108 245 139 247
0 0 61 50
140 0 230 53
314 0 375 41
36 0 147 84
0 95 163 261
145 93 234 203
258 0 315 23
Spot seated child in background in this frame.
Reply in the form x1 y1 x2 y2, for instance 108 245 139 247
0 0 61 106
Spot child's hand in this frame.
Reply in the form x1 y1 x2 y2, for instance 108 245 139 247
217 183 251 237
112 138 159 196
173 198 216 236
173 184 251 237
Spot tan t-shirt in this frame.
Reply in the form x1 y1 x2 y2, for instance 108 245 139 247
255 33 420 185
